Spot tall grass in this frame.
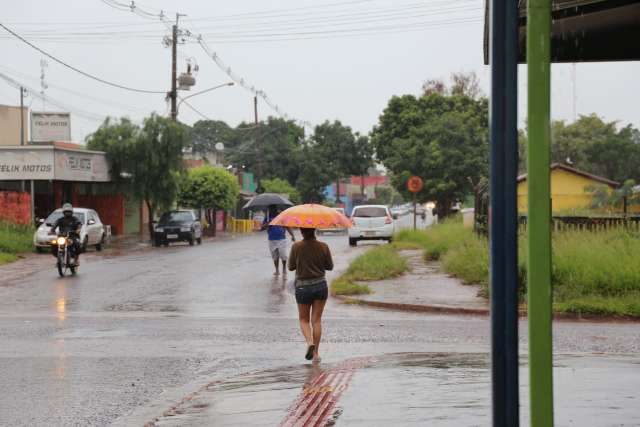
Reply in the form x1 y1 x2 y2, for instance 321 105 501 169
395 217 640 316
0 221 34 255
330 245 408 296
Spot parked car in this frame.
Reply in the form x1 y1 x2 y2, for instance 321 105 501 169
317 207 347 235
154 210 202 247
348 205 394 246
34 208 106 253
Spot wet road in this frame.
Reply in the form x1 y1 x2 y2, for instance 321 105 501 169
0 216 639 426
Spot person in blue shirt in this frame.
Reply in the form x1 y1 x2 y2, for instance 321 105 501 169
263 206 295 276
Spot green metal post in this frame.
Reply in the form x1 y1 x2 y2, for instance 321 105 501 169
527 0 554 425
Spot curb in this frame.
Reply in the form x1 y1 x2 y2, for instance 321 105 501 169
333 295 640 322
333 295 490 316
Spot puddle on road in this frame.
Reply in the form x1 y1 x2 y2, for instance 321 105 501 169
149 352 640 426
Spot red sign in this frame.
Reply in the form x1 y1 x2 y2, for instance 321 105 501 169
407 176 423 193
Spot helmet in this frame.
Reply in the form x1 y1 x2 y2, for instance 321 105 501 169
62 203 73 217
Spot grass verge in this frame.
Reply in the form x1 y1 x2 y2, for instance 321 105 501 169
0 221 34 265
395 217 640 317
330 245 408 296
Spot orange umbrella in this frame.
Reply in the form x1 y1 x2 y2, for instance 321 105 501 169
269 204 352 229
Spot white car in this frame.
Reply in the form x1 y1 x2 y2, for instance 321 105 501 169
317 207 347 235
348 205 394 246
34 208 106 253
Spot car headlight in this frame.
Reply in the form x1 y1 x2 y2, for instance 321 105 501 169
180 226 191 232
155 227 164 233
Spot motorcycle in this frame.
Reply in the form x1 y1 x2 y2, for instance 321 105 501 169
51 232 79 277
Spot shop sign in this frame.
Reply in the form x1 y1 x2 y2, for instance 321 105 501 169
31 112 71 142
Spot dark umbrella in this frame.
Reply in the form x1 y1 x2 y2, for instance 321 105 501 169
243 193 293 210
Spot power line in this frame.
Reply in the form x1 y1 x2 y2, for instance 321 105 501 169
0 70 107 122
0 22 166 94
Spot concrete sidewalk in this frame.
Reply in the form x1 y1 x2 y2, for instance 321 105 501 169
336 249 490 315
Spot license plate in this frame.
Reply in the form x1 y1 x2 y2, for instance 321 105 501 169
167 234 178 239
364 231 376 236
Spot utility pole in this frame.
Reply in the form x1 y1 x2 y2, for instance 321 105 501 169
19 86 25 146
254 96 261 187
170 14 179 122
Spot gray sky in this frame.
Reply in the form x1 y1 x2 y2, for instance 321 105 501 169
1 0 638 143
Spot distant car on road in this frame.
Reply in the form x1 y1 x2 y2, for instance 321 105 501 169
34 207 106 253
348 205 394 246
317 207 347 235
154 210 202 247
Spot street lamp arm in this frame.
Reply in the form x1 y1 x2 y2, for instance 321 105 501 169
177 82 234 110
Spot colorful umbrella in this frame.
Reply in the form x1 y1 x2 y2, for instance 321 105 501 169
269 204 352 229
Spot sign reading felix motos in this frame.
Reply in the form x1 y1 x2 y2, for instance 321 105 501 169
31 112 71 142
0 147 109 181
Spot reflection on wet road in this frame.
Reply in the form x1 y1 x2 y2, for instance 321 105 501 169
0 218 639 426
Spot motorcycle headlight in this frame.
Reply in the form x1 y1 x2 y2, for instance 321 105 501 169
180 226 191 232
56 237 66 245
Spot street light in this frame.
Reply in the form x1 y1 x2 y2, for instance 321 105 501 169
176 82 234 114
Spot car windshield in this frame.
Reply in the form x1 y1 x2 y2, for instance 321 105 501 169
159 212 193 224
352 207 387 218
45 211 85 225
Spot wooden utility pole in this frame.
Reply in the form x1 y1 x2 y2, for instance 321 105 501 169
170 15 178 121
19 86 25 146
254 96 261 185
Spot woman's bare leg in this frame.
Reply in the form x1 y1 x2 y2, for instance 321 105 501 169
311 299 327 359
297 303 313 346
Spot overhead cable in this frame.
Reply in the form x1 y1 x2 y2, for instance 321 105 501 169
0 22 166 94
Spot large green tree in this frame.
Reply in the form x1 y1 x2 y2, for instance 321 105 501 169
227 117 305 187
87 114 188 236
178 165 239 235
189 120 236 157
295 145 331 203
519 114 640 183
312 120 373 203
372 91 488 216
261 178 301 204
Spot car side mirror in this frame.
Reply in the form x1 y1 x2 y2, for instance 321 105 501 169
88 219 96 225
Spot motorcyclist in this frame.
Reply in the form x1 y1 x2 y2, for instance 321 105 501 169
50 203 82 266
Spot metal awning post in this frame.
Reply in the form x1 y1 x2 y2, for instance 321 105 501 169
527 0 554 425
489 0 520 426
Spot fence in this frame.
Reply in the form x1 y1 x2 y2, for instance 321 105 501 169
518 216 640 233
227 217 255 234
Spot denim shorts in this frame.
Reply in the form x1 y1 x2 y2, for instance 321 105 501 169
295 280 328 305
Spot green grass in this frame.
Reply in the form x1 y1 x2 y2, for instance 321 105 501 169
0 221 34 259
395 217 640 317
0 252 18 266
331 245 408 296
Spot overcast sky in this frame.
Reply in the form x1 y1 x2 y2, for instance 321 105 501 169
1 0 638 143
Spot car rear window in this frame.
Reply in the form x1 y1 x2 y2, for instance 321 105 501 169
352 207 387 218
45 211 85 225
160 211 193 223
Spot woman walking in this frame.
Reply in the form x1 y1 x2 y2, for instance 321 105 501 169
288 227 333 362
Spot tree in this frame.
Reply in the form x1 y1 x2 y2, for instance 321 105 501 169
86 117 140 186
227 117 305 187
372 89 488 216
421 71 482 99
261 178 301 204
312 121 371 203
178 165 239 235
87 114 188 237
295 145 331 203
133 115 188 236
519 114 640 183
189 120 236 157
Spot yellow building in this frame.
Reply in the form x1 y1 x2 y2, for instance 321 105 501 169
517 163 619 214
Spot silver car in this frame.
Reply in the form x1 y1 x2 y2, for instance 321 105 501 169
34 208 107 253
